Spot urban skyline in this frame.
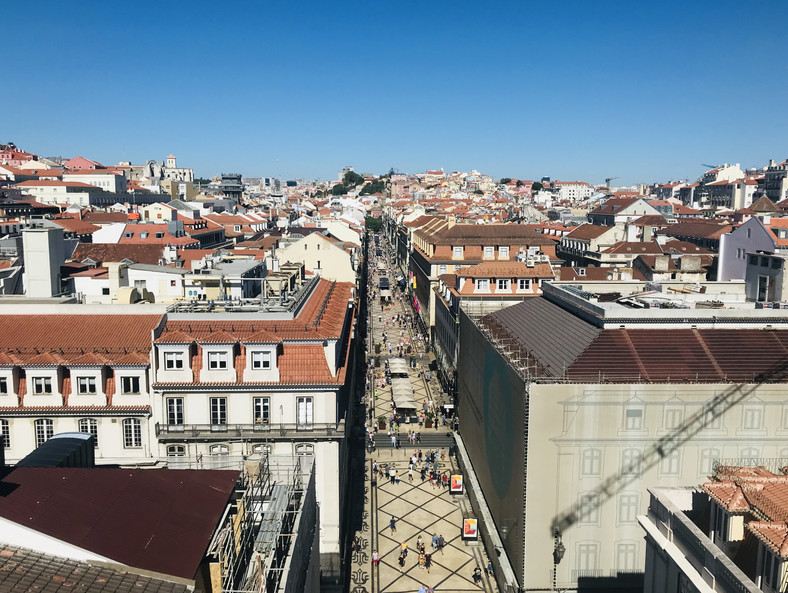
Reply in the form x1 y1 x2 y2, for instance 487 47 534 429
5 0 787 184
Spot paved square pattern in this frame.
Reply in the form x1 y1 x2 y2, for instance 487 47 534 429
349 247 498 593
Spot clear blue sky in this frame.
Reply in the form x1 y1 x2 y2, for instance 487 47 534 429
5 0 787 185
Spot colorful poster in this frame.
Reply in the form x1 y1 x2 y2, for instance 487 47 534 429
462 518 478 540
450 474 463 493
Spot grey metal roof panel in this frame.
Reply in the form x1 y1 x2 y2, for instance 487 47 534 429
486 298 601 377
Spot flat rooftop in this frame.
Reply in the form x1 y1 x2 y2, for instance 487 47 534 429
544 280 788 329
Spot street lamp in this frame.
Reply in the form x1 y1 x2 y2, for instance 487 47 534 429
552 529 565 591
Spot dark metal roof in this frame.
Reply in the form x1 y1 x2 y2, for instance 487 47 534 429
0 544 191 593
486 298 601 377
0 467 239 580
486 298 788 383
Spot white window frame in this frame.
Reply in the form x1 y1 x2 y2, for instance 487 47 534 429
167 444 186 457
122 418 142 448
121 376 140 394
518 278 532 291
0 377 7 394
78 418 98 447
499 246 509 259
208 351 229 370
251 351 272 370
33 376 52 394
453 246 463 259
210 444 230 456
167 397 184 426
76 376 97 395
34 418 53 447
484 246 494 259
476 279 490 292
438 265 447 274
497 278 510 291
210 397 228 426
253 397 270 424
0 419 8 448
164 351 184 370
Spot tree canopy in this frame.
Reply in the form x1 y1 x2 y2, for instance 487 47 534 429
342 170 365 188
499 178 512 184
365 216 383 231
531 181 543 191
331 183 347 195
360 179 386 195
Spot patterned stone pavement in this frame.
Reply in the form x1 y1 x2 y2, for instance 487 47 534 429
349 244 498 593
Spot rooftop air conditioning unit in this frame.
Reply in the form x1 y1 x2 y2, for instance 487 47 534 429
526 258 535 268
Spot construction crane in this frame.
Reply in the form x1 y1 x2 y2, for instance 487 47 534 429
549 355 788 536
604 176 619 187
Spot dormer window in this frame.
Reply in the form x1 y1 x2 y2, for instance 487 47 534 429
484 246 494 258
164 352 184 369
208 351 229 369
499 246 509 259
252 351 272 370
497 279 510 291
578 268 587 276
476 279 490 292
140 232 149 239
76 376 97 394
33 377 52 394
124 232 134 238
453 246 463 259
155 232 164 239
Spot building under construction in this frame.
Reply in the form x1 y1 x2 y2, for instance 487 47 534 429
457 280 788 592
206 454 320 593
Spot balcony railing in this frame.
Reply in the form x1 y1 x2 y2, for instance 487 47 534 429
155 421 342 440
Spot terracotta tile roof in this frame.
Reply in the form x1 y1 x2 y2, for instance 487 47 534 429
0 544 192 593
82 211 129 224
154 329 194 344
564 224 612 240
0 315 160 351
423 223 555 245
0 405 150 415
197 330 238 344
0 467 239 579
71 244 166 265
703 481 750 512
660 221 732 240
557 267 648 281
604 241 664 255
244 329 281 344
15 180 96 189
746 521 788 558
459 261 554 279
49 218 101 235
750 195 780 213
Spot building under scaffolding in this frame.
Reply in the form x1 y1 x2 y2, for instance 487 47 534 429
456 281 788 592
206 454 319 593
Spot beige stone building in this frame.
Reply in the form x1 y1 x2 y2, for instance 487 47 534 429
458 280 788 591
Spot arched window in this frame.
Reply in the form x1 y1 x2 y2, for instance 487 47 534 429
167 445 186 457
210 444 229 456
34 419 53 447
122 418 142 448
295 443 314 456
78 418 98 447
252 443 272 455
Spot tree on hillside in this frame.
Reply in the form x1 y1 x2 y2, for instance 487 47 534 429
360 179 386 195
499 178 512 184
343 170 365 189
531 181 543 191
331 183 347 195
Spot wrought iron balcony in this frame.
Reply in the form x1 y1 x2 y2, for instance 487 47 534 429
155 421 343 441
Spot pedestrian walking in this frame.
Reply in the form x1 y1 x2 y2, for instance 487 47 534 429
395 470 400 484
486 560 494 576
400 541 408 558
389 468 396 485
372 550 379 567
432 534 438 549
398 552 405 571
425 552 432 573
473 567 483 586
408 468 413 483
390 516 397 534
